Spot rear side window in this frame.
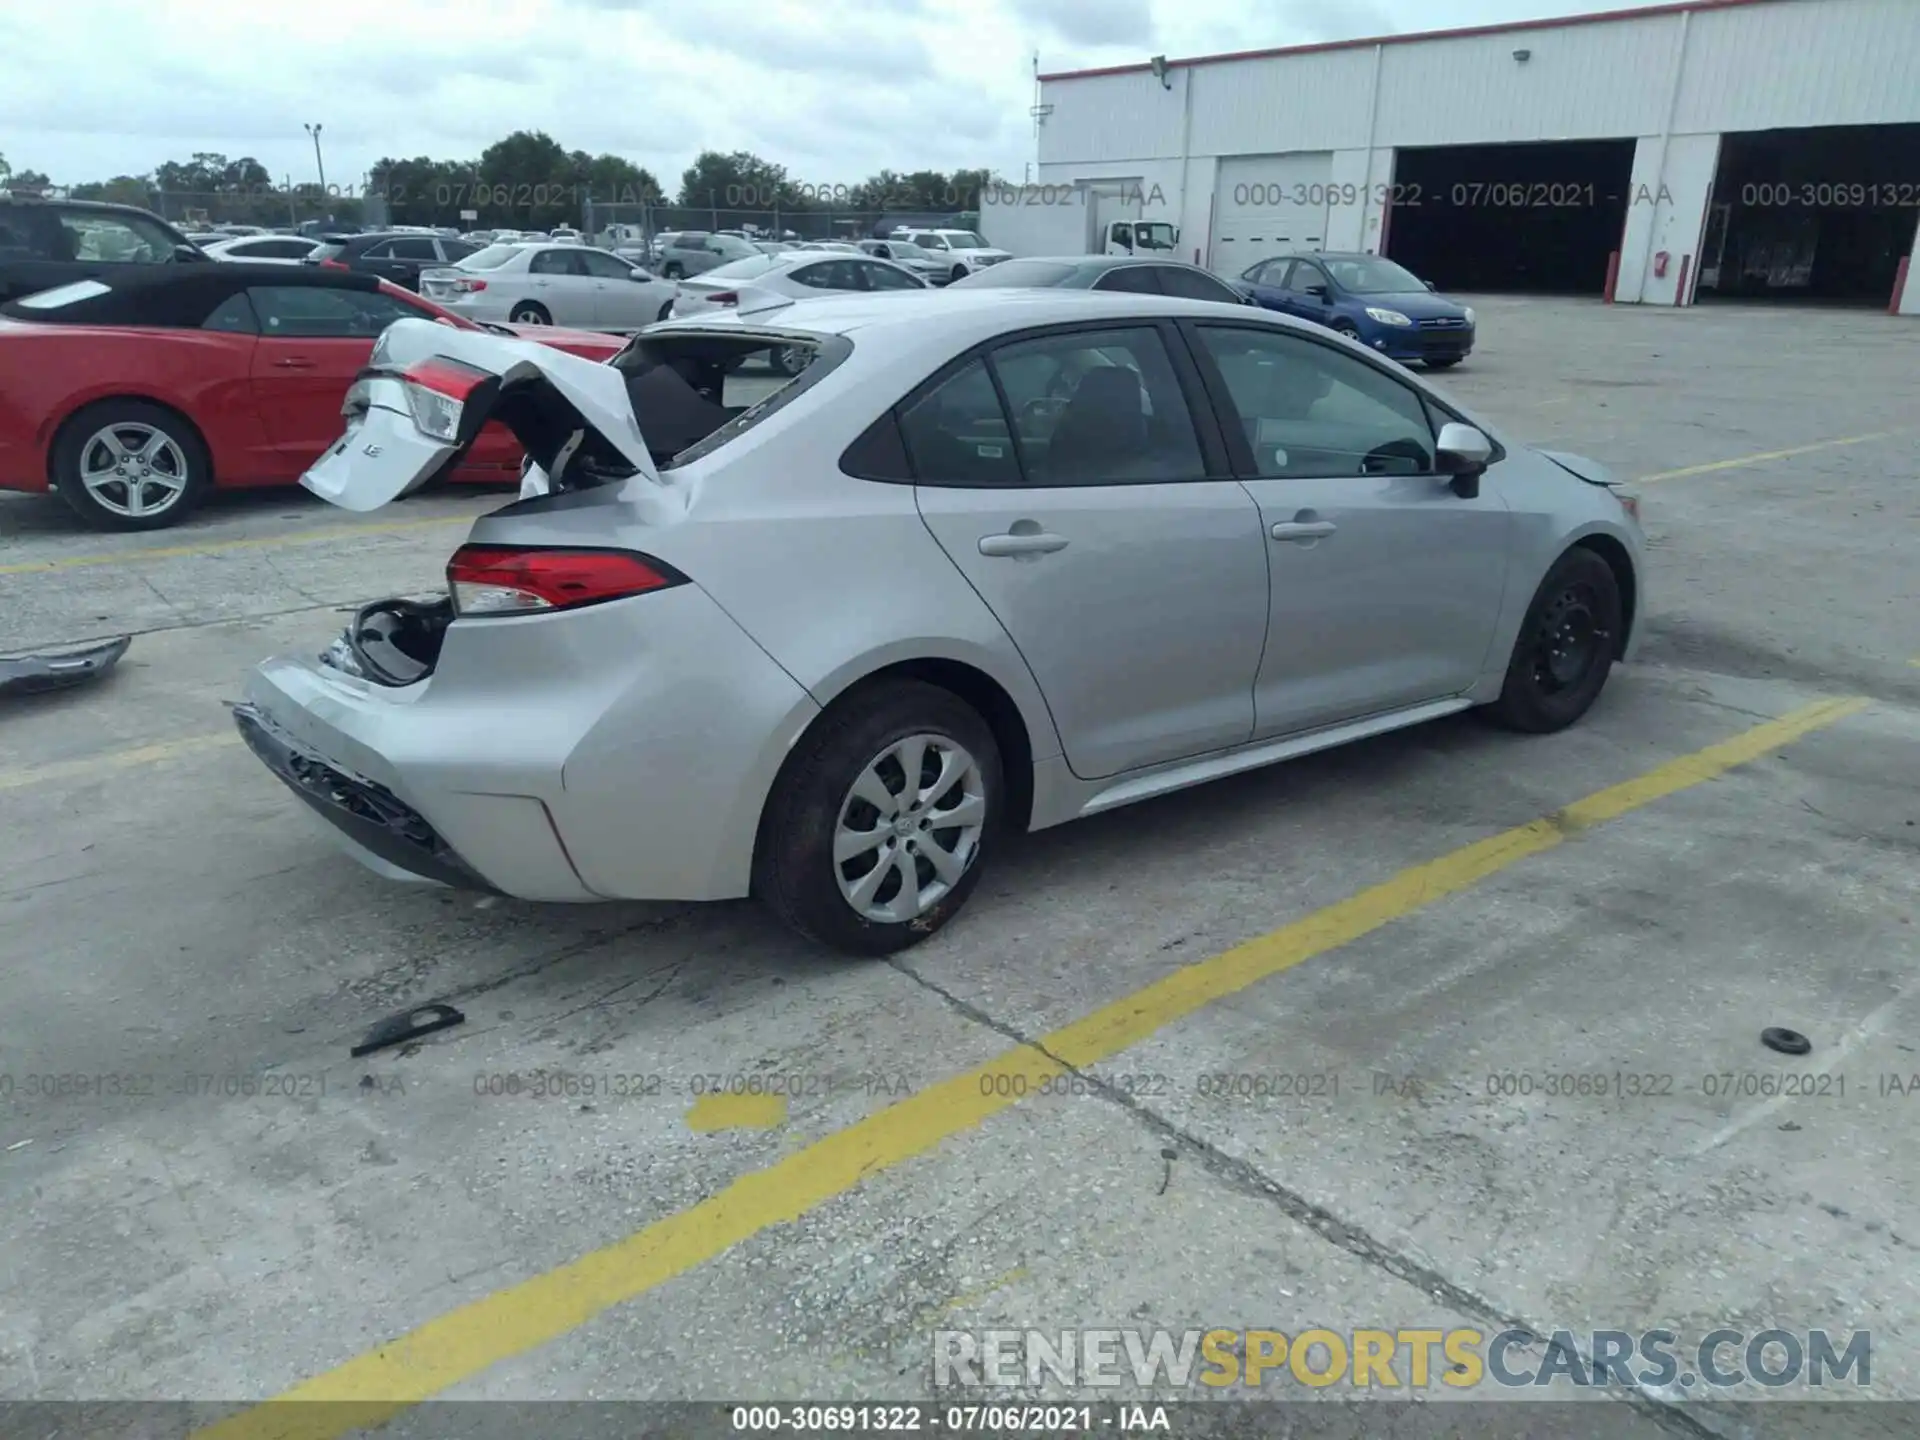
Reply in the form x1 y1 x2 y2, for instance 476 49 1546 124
896 358 1021 486
309 241 347 263
529 249 579 276
611 333 849 470
1091 266 1161 294
1155 267 1241 304
203 292 259 333
388 238 437 260
949 259 1077 289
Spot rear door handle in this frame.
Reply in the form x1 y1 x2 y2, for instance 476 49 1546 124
272 357 315 369
979 531 1069 557
1270 520 1337 541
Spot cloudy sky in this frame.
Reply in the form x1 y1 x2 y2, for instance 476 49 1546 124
3 0 1611 191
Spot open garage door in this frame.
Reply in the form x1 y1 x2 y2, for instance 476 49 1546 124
1696 124 1920 307
1386 139 1636 295
1210 153 1332 278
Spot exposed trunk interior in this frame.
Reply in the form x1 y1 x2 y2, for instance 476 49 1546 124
1385 139 1638 295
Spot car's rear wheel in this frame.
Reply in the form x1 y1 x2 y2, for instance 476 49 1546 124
509 301 550 325
53 401 210 531
662 263 684 280
950 265 968 283
1482 547 1622 734
756 680 1003 957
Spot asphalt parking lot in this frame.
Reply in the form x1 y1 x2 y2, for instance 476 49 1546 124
2 297 1917 1439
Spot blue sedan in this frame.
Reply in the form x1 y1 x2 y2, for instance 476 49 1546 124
1232 252 1475 369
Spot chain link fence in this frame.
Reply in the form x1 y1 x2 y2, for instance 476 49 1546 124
583 202 976 247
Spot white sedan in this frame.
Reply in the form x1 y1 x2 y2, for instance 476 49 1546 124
201 234 326 265
419 242 680 332
670 250 927 322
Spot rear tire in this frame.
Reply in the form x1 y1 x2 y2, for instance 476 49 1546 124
52 400 210 532
950 265 968 283
508 301 550 325
662 263 685 280
1482 547 1622 734
755 680 1003 957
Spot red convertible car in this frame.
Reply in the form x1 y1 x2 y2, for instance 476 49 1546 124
0 264 626 529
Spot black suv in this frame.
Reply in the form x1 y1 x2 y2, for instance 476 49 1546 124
0 194 204 305
307 231 481 291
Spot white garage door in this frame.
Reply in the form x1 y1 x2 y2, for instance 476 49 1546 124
1210 153 1333 278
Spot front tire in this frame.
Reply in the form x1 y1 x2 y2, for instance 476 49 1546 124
53 401 210 531
755 680 1003 957
1482 547 1622 734
950 265 968 283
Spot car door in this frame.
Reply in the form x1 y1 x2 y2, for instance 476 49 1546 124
1183 321 1512 738
576 246 666 327
908 322 1269 780
523 247 597 325
1284 259 1336 326
245 283 424 471
1242 260 1295 312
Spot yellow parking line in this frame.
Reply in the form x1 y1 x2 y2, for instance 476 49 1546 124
0 514 473 577
190 694 1867 1440
1635 430 1900 485
0 731 239 793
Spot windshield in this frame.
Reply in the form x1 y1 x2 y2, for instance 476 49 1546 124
713 236 759 258
459 244 524 270
940 232 989 249
888 243 932 260
703 254 784 281
948 259 1077 288
1133 223 1177 251
1322 255 1427 294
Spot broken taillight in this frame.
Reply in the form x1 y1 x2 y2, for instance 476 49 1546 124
704 291 739 306
446 545 687 616
401 356 489 442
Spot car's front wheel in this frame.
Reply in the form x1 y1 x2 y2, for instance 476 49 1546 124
756 680 1003 956
950 265 968 283
53 401 210 531
1482 546 1623 733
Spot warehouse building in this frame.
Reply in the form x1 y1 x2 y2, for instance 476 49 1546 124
1030 0 1920 312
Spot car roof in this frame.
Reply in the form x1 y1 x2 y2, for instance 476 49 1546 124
656 286 1270 345
0 262 390 327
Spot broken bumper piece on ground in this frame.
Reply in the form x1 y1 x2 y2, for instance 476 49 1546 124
0 634 132 697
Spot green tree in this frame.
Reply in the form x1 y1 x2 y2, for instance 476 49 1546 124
0 152 9 185
70 175 156 207
9 167 52 191
677 150 810 214
474 130 578 229
370 155 479 227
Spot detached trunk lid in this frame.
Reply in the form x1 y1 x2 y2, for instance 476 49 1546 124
300 318 658 512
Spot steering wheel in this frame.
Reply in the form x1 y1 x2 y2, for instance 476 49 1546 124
1359 437 1433 475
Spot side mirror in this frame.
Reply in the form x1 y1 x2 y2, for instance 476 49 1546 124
1424 279 1437 291
630 267 650 280
1435 422 1492 498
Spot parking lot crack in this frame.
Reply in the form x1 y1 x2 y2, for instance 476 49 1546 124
887 958 1722 1439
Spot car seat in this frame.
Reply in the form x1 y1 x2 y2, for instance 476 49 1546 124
1045 366 1146 481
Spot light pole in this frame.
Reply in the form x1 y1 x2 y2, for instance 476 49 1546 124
303 123 327 195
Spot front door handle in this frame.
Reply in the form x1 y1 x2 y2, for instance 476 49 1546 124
979 531 1068 557
1270 520 1337 542
272 357 315 369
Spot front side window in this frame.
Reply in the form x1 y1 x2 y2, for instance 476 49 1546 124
1193 324 1436 478
202 291 259 332
897 358 1021 486
248 285 421 338
989 326 1204 484
57 212 178 263
1321 255 1425 294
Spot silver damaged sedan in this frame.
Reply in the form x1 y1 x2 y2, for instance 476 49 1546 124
236 288 1646 955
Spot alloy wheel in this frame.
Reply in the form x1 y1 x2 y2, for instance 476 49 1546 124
833 733 987 924
78 424 189 519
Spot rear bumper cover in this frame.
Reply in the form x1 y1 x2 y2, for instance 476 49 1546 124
233 701 498 892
